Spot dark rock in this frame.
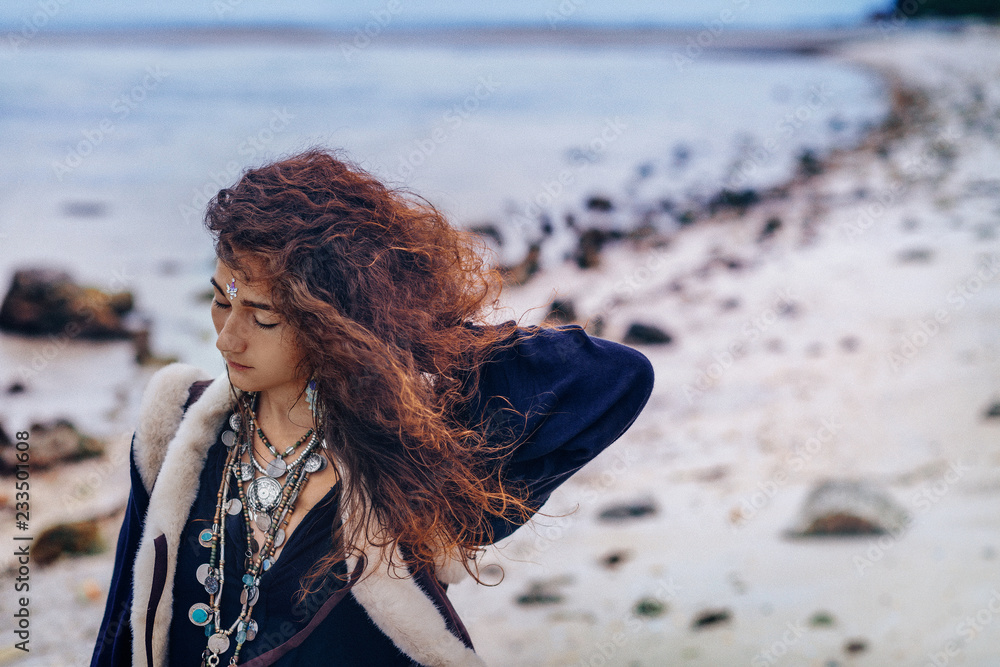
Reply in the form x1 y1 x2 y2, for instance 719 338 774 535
797 148 823 178
633 597 668 618
897 247 934 263
0 268 134 339
34 520 105 566
691 609 731 629
6 382 26 394
844 639 868 654
545 299 576 324
0 419 104 473
585 196 614 212
576 228 617 269
708 189 759 215
600 550 630 569
61 200 107 217
984 402 1000 419
758 217 782 242
720 297 741 311
515 579 567 606
623 323 673 346
810 611 836 627
500 243 540 285
598 500 658 522
469 223 504 247
788 480 910 537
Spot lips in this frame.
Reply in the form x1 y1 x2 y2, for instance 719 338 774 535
226 359 252 371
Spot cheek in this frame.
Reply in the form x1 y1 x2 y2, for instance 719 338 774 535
211 307 226 335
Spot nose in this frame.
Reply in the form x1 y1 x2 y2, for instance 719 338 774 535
215 312 246 356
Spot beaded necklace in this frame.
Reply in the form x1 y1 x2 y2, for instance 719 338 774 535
190 393 326 666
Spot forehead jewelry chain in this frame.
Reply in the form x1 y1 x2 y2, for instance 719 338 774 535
226 278 238 301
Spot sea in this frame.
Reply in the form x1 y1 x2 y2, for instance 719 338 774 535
0 1 891 431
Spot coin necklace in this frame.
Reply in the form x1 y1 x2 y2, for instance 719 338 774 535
191 394 322 666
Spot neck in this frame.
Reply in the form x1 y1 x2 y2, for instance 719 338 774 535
254 380 314 439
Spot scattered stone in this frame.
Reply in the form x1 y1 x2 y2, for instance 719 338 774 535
797 148 823 178
810 611 836 627
599 550 630 569
633 597 668 618
575 228 623 269
691 608 731 630
623 323 673 346
787 479 910 537
515 579 568 606
720 297 741 311
840 336 860 352
758 217 782 242
0 419 104 473
597 499 658 522
500 243 540 285
983 401 1000 419
545 299 576 324
897 247 934 263
585 196 614 212
34 519 105 566
6 382 26 394
0 268 134 338
61 200 107 217
469 223 504 247
708 189 759 215
844 638 868 654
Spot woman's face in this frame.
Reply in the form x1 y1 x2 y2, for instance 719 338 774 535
210 258 306 394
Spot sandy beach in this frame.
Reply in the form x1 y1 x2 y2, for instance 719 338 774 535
1 23 998 667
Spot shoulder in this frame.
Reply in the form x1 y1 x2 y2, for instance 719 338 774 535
133 362 213 492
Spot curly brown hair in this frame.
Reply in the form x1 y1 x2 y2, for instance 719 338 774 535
205 148 546 600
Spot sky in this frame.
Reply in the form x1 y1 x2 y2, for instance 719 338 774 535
0 0 895 31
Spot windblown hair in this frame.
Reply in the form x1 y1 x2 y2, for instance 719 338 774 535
205 148 542 601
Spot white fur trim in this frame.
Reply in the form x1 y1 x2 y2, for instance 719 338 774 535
132 370 233 667
348 546 486 667
133 363 212 493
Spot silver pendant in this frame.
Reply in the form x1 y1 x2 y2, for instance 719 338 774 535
221 430 237 447
229 413 242 432
254 512 271 532
246 619 258 641
239 462 254 482
304 453 326 473
226 498 242 515
188 602 212 626
207 632 230 654
265 457 287 478
196 563 214 585
198 529 214 548
204 574 220 595
274 528 285 547
241 585 259 606
247 476 281 513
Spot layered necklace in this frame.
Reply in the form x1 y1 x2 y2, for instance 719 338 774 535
190 392 328 666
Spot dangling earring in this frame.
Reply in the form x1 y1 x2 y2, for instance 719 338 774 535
305 376 327 450
305 378 317 412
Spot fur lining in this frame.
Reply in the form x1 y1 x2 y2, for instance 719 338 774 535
132 370 233 667
129 366 484 666
133 363 212 493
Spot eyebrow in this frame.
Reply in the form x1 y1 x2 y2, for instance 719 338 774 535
209 277 274 312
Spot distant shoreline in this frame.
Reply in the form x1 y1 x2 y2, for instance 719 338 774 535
11 23 928 55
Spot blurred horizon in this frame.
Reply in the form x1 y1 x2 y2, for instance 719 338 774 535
0 0 895 32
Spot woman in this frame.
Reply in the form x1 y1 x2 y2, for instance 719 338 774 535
90 149 654 666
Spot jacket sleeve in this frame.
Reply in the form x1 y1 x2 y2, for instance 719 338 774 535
90 435 149 667
466 321 655 543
